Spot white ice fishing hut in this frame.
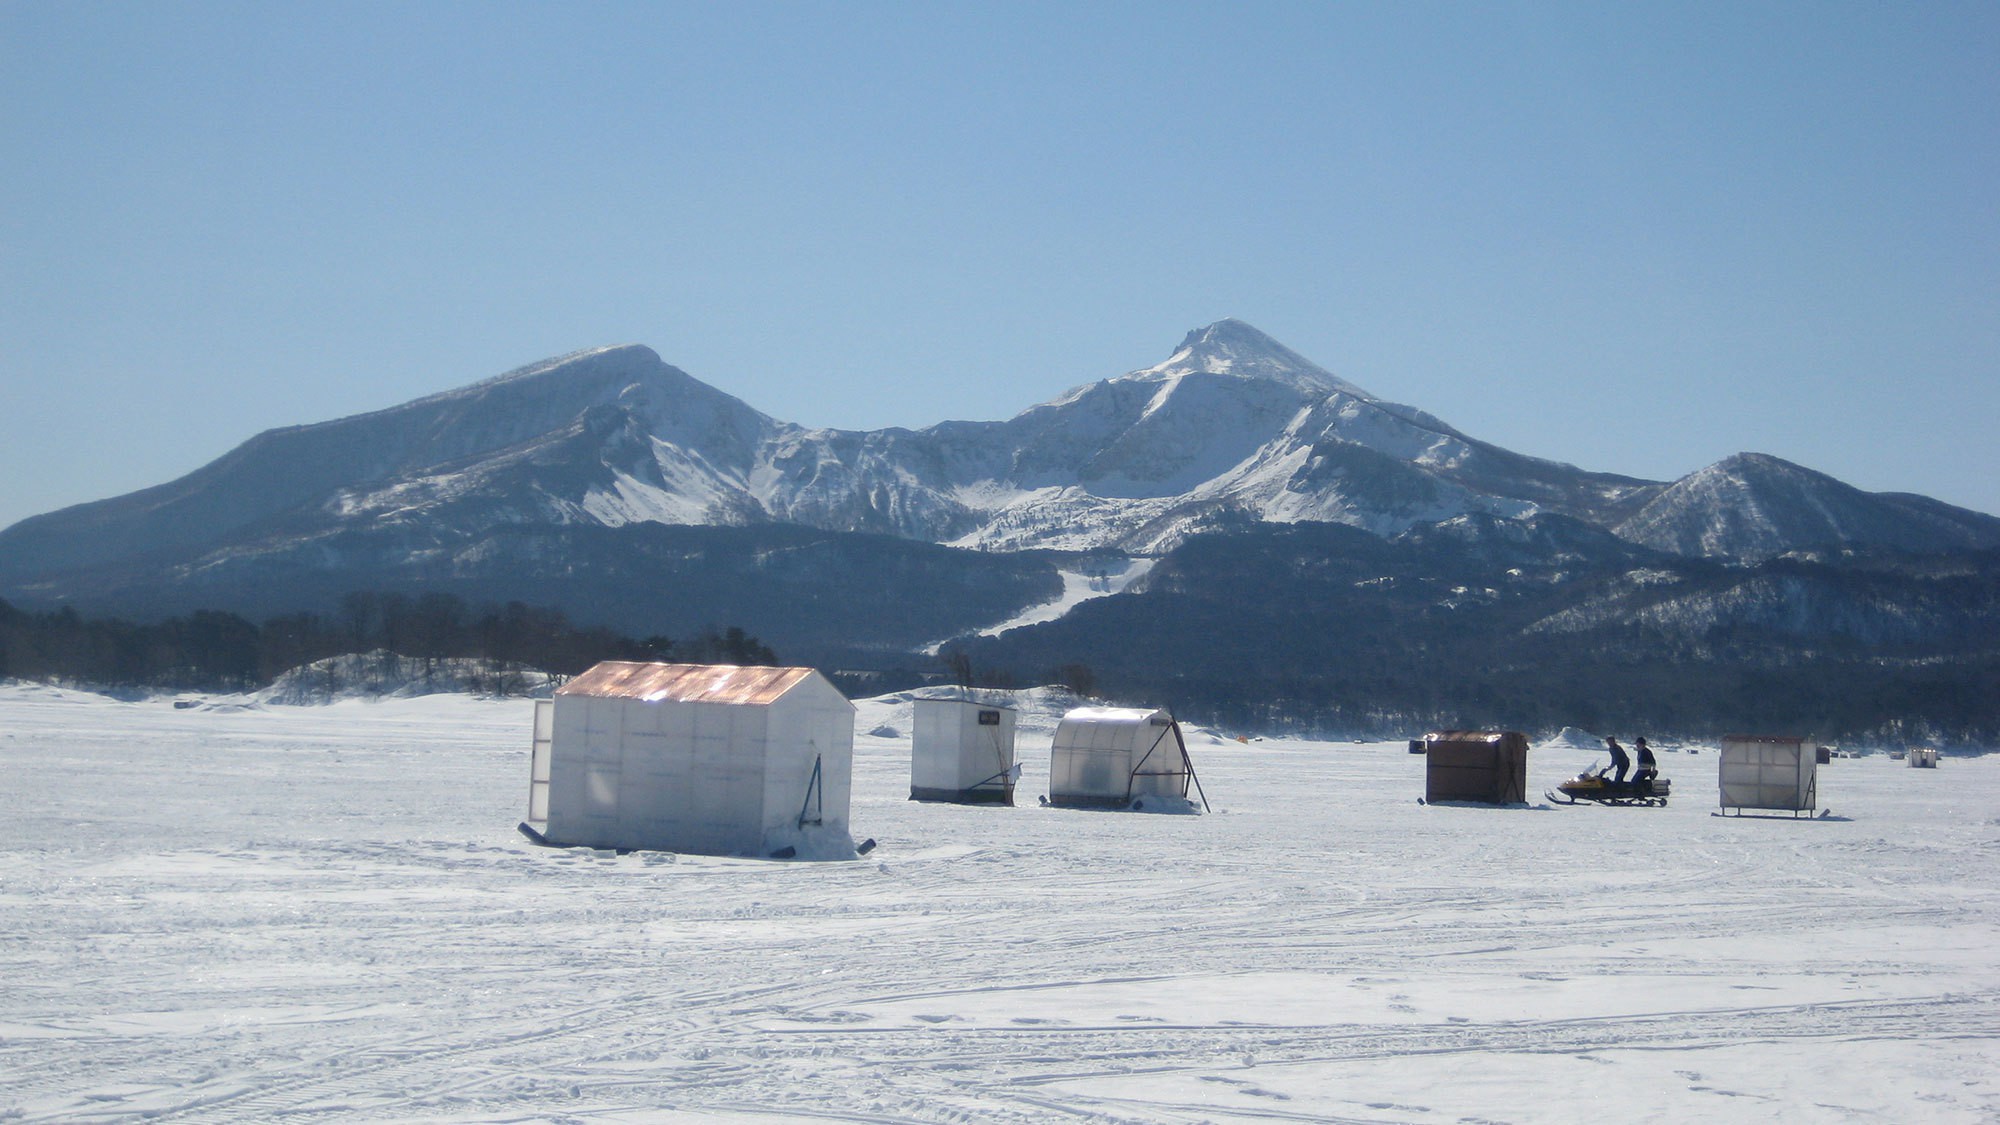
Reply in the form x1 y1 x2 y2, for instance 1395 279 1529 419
1718 734 1818 816
910 694 1018 804
525 661 854 857
1047 706 1198 810
1908 746 1939 768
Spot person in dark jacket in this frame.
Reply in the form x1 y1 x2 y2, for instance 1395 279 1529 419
1634 737 1659 784
1604 736 1632 783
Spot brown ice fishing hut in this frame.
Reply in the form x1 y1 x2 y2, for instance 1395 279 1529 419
1423 730 1529 805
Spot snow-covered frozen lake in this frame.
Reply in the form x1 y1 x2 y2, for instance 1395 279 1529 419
3 684 1996 1123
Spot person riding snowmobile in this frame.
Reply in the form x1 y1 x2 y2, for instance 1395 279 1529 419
1634 737 1658 784
1604 736 1632 783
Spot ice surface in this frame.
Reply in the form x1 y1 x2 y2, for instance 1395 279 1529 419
3 683 1997 1122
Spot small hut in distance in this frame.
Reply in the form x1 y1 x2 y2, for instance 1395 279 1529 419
526 661 855 858
910 692 1019 804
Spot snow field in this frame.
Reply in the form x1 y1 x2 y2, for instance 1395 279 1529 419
1 683 1996 1122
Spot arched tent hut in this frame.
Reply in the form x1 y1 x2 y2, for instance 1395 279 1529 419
910 693 1019 804
1047 706 1206 811
524 661 855 858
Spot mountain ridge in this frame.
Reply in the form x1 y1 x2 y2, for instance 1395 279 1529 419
4 321 1997 607
6 321 1997 743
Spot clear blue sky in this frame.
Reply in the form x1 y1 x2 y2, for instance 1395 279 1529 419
4 1 1995 531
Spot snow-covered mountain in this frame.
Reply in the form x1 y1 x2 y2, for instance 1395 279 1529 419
1613 452 2000 560
909 320 1655 552
4 320 1998 609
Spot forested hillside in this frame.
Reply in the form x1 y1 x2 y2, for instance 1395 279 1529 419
952 520 2000 746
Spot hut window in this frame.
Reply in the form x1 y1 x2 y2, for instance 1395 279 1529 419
978 709 1000 725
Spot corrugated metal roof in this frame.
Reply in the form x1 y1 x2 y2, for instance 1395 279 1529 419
557 662 819 705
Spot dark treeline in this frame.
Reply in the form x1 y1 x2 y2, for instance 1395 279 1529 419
0 591 777 693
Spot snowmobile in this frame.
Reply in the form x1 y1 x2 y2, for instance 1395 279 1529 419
1547 766 1670 807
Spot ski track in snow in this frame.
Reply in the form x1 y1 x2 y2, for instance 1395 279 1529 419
922 558 1157 653
2 687 1997 1122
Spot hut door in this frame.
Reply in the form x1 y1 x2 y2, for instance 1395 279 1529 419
1128 718 1189 800
527 700 554 826
978 709 1007 782
797 752 825 827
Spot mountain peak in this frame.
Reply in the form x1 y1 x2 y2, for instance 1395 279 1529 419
1707 451 1819 480
1142 319 1372 398
1177 318 1286 356
456 343 665 396
1615 450 2000 558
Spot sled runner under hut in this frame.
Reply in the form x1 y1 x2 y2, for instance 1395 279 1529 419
910 692 1019 804
1421 730 1529 805
1717 734 1819 817
523 661 856 858
1047 706 1208 812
